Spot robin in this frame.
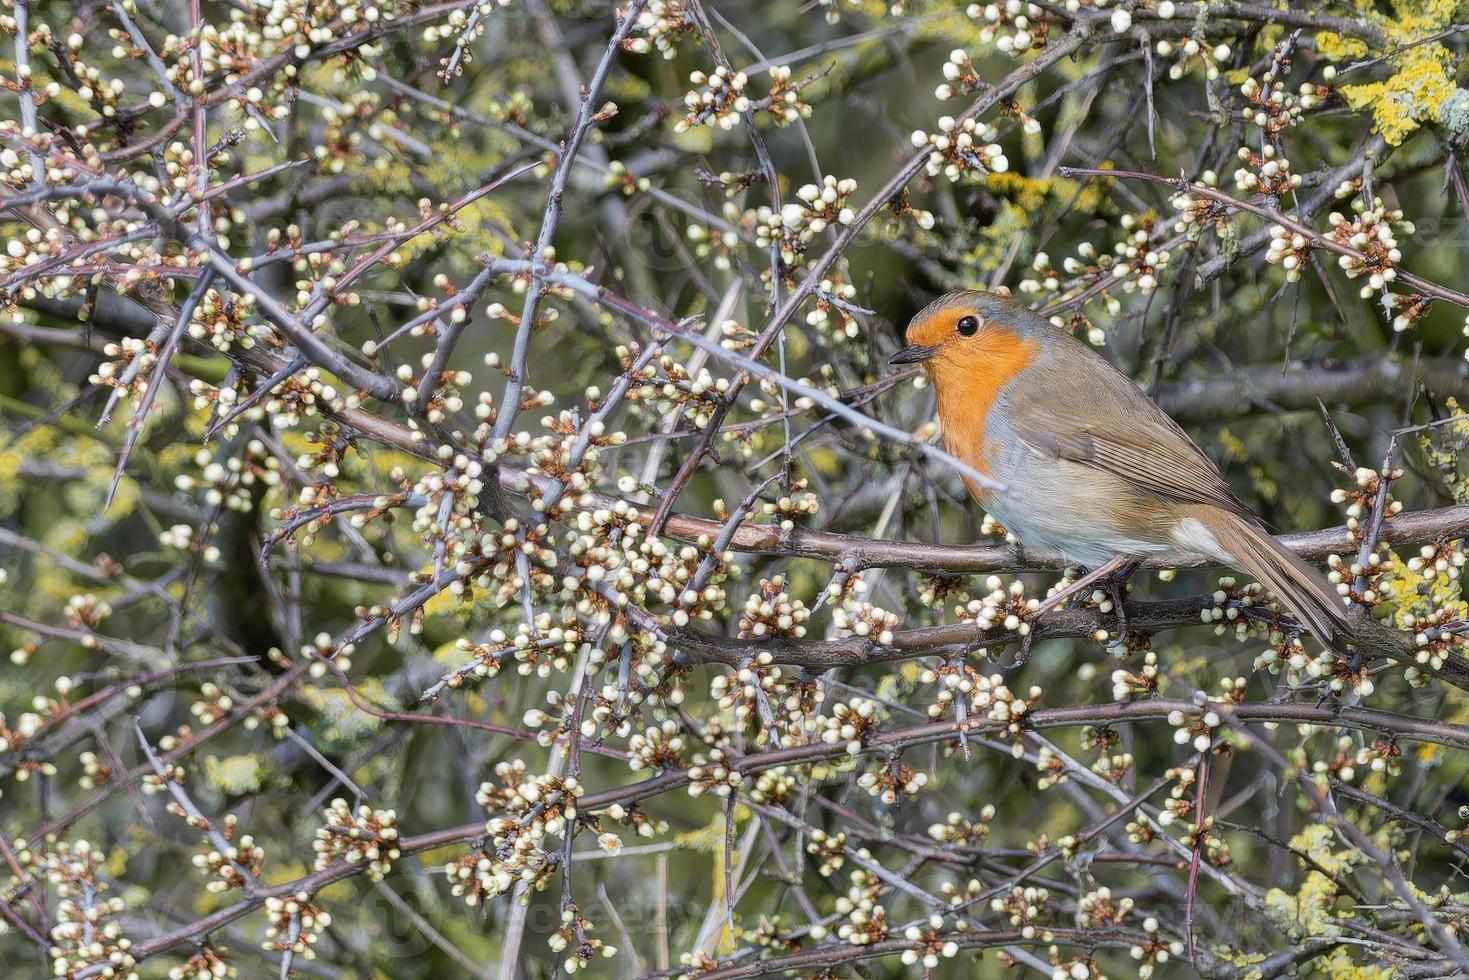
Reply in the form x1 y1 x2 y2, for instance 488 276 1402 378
888 289 1353 652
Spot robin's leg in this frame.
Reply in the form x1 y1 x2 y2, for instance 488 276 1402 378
1029 555 1131 618
1103 559 1141 646
1016 556 1128 666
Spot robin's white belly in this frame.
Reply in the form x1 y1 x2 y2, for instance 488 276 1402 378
982 492 1171 566
979 443 1174 567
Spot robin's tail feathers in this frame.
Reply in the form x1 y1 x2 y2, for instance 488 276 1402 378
1201 510 1352 653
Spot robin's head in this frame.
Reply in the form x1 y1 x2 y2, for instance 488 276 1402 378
888 290 1042 374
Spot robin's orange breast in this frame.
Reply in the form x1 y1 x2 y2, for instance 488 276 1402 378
925 329 1038 502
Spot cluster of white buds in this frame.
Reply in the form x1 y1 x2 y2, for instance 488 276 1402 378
313 799 401 882
1051 959 1100 980
799 282 863 343
187 377 248 432
935 49 982 100
89 336 154 399
1329 464 1405 526
187 287 262 352
624 0 697 58
43 839 136 978
430 1 515 78
1264 225 1312 282
958 575 1034 635
1384 291 1432 333
299 631 353 676
758 483 823 531
1352 737 1403 778
856 758 929 803
676 65 811 133
140 752 186 799
159 522 221 564
176 443 281 513
806 828 847 874
1167 704 1220 752
966 2 1048 55
78 750 111 789
928 805 996 844
624 346 730 430
1092 748 1134 781
1131 915 1185 977
1078 886 1134 928
1234 145 1300 197
687 747 742 797
1019 251 1062 294
749 766 797 806
936 878 986 910
1408 612 1468 686
835 869 889 945
421 368 476 427
1305 649 1376 697
1238 74 1313 135
0 144 38 189
1327 200 1412 300
1217 675 1249 704
775 673 824 747
901 917 963 968
64 592 111 629
1028 239 1125 320
431 631 514 693
627 719 686 772
1155 36 1231 80
442 849 501 908
1034 745 1068 790
753 176 856 268
230 364 345 432
990 885 1051 940
678 66 750 131
805 279 866 341
594 801 667 842
791 175 858 234
831 594 899 646
186 682 233 726
481 766 582 828
710 652 783 730
547 902 617 970
604 159 651 197
262 892 331 961
738 576 809 638
917 658 987 721
1159 767 1196 828
686 206 744 271
1110 217 1171 293
977 674 1038 753
912 116 1008 181
461 769 584 904
1251 632 1309 680
192 826 265 895
1163 174 1233 240
816 696 882 755
1111 650 1159 700
1126 813 1157 844
0 710 43 751
169 945 235 980
1303 734 1362 783
1200 576 1270 641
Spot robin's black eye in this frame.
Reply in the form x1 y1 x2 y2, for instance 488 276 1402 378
956 315 980 337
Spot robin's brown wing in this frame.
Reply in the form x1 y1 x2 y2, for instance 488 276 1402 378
1001 331 1252 517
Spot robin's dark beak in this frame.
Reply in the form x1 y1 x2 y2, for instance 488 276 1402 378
887 344 940 366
